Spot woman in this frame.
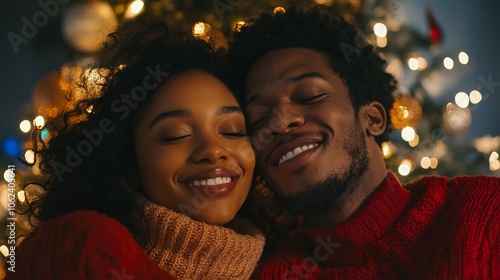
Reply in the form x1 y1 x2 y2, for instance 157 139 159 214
8 19 264 280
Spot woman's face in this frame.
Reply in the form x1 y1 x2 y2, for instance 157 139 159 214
134 71 255 225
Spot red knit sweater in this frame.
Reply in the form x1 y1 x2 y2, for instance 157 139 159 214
5 211 175 279
254 173 500 279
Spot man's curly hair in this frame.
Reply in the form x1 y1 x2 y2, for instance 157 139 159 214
229 5 397 146
23 18 232 240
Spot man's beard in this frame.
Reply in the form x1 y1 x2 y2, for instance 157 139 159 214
278 124 369 215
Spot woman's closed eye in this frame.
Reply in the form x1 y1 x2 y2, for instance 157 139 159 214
161 135 191 143
222 130 248 138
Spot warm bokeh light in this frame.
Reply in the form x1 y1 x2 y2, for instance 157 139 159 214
124 0 144 19
24 149 35 164
401 126 416 142
19 120 31 133
315 0 333 5
398 159 412 176
409 134 420 147
376 36 387 48
416 57 428 70
455 91 469 108
381 142 393 159
3 169 13 182
33 115 45 129
234 21 246 32
469 90 482 104
408 58 419 70
17 190 26 203
430 157 439 169
442 103 472 136
421 157 431 169
373 22 388 37
443 57 454 70
192 22 206 37
0 245 9 257
273 7 286 14
458 51 469 65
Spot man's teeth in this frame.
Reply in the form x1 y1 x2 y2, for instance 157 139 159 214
278 143 318 165
187 177 232 187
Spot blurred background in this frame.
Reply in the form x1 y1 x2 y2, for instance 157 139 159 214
0 0 499 272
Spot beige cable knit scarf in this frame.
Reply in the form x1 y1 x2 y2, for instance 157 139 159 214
135 197 265 280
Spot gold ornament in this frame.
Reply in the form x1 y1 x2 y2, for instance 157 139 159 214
390 96 423 130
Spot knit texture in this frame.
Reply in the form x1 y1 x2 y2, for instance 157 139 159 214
136 197 265 280
5 210 175 280
254 173 500 279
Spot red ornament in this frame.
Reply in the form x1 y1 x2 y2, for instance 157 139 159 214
426 6 444 45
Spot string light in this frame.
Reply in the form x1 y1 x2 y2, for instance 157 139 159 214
408 58 419 70
489 152 500 171
409 134 420 147
33 115 45 129
124 0 144 19
0 245 9 257
416 57 428 70
469 90 482 104
398 159 412 176
24 149 35 164
381 142 394 159
429 157 439 169
376 36 387 48
17 190 26 203
273 7 286 14
19 120 31 133
458 51 469 65
192 22 207 37
3 169 13 182
373 23 388 37
315 0 333 5
40 128 49 141
234 21 246 32
455 91 469 108
443 57 454 70
401 126 416 142
421 157 431 169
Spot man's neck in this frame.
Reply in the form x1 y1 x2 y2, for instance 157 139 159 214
303 168 387 228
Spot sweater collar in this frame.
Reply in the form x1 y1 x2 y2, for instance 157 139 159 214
135 197 265 280
301 172 411 265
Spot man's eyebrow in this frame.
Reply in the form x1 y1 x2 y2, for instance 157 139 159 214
149 109 191 129
245 72 328 107
285 72 328 86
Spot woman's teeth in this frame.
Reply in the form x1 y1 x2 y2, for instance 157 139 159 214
278 143 318 165
187 177 232 187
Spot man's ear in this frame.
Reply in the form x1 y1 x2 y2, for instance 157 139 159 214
361 102 387 137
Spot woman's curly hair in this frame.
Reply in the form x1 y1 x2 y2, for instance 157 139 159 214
23 17 233 239
229 5 397 146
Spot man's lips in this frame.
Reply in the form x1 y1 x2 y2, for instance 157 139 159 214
269 136 323 166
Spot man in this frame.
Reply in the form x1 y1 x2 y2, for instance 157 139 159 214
229 6 499 279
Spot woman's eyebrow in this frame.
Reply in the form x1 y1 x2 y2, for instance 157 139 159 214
218 105 243 115
149 109 191 129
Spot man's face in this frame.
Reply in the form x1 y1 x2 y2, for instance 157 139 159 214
244 48 369 213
